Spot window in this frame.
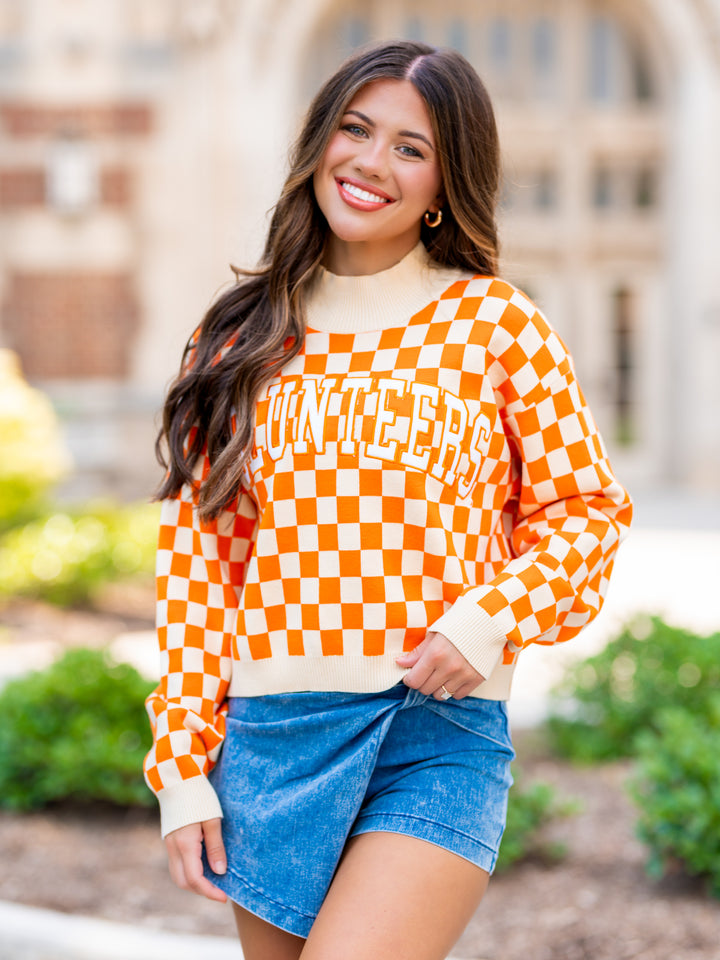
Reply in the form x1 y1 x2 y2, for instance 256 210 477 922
499 174 516 212
534 169 558 210
592 164 659 211
0 0 24 73
612 288 636 445
588 14 618 102
122 0 173 68
588 13 657 105
404 16 424 41
487 16 514 96
46 135 100 218
501 169 559 214
301 10 372 97
592 167 614 208
530 17 557 98
447 19 469 58
489 16 512 70
630 40 655 101
634 167 657 208
344 17 371 50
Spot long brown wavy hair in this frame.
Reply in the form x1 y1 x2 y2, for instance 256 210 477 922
156 40 501 520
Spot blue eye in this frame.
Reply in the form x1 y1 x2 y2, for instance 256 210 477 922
342 123 366 137
398 144 423 158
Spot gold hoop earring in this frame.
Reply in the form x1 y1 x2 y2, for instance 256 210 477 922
423 209 443 228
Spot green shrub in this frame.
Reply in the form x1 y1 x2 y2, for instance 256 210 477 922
0 501 159 607
0 477 52 533
630 696 720 897
0 647 155 809
0 349 71 531
545 616 720 763
496 778 578 872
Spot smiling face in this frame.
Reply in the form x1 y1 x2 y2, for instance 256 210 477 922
312 78 444 276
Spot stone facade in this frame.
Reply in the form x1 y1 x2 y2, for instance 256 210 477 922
1 0 719 499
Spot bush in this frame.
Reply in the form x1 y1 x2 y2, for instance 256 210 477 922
0 349 71 531
0 501 160 607
0 647 155 809
0 477 52 533
545 616 720 763
630 696 720 897
496 778 578 872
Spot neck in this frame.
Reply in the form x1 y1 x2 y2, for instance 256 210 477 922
322 233 423 277
306 241 469 334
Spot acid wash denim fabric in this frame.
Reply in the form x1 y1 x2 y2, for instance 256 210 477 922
203 682 514 938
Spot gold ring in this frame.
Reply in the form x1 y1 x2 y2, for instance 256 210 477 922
440 684 453 701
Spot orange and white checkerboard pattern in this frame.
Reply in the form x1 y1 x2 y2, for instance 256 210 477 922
144 274 631 822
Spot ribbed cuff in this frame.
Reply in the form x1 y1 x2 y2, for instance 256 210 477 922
157 776 223 838
430 597 508 681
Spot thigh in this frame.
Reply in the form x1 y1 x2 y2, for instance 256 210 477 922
232 903 305 960
301 832 490 960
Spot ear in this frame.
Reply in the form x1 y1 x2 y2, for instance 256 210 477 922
428 188 446 214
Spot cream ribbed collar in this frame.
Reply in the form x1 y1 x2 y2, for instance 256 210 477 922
306 242 467 334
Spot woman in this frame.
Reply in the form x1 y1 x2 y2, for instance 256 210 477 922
145 40 631 960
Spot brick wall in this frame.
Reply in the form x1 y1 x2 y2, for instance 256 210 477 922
0 97 149 381
0 168 45 206
3 272 139 379
0 103 153 137
0 166 132 208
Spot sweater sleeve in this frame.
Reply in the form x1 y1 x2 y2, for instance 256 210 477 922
431 299 632 681
143 476 257 837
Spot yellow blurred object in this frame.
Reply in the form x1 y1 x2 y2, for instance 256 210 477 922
0 348 72 485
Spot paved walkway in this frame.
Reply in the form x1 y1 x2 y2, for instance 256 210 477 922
0 900 244 960
509 519 720 727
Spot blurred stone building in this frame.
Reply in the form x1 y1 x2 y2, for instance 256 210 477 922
1 0 719 500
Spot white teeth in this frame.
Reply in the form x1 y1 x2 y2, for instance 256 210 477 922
342 182 390 204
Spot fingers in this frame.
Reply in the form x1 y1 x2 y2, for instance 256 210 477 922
398 632 485 701
203 817 228 876
444 677 484 700
165 820 228 903
395 639 426 669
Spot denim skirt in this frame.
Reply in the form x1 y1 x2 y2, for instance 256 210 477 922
203 682 514 938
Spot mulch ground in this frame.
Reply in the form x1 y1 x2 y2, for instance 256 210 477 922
1 600 718 958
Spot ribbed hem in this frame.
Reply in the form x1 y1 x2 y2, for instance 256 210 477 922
228 654 409 697
226 652 515 701
157 776 224 838
430 598 509 682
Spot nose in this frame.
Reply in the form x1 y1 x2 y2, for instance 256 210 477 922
354 138 389 180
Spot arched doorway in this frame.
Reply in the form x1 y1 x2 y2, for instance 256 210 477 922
298 0 672 486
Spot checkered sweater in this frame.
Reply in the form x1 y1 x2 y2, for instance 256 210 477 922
144 243 631 835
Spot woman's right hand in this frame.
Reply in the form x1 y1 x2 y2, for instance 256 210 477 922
164 818 228 903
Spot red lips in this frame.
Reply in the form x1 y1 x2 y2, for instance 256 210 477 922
335 177 396 211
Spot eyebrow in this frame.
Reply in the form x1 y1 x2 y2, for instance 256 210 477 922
343 109 435 151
